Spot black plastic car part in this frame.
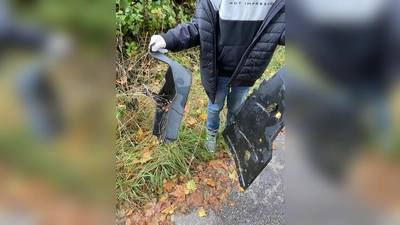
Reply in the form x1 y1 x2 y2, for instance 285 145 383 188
142 51 192 144
223 67 285 190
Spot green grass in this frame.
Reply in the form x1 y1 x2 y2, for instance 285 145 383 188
116 45 285 209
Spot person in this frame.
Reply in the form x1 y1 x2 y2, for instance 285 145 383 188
149 0 285 152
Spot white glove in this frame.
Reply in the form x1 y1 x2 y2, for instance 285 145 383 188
149 35 168 53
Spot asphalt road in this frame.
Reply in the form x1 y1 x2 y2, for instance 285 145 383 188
174 134 285 225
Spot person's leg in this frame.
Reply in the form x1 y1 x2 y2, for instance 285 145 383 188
226 86 250 127
206 76 230 131
205 76 230 152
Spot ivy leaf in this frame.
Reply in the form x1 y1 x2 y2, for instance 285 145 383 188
186 179 196 192
229 171 236 181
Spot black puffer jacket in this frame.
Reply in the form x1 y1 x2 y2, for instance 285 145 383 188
161 0 285 103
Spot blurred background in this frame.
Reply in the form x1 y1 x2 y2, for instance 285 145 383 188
286 0 400 224
0 0 114 224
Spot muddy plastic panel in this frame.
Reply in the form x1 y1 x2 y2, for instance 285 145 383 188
143 51 192 144
223 67 285 190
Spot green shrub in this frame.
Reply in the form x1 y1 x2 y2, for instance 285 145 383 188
116 0 196 56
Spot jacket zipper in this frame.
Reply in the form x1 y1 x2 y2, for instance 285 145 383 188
227 0 284 87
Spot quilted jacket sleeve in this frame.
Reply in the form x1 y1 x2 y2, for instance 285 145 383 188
160 19 201 52
280 29 285 46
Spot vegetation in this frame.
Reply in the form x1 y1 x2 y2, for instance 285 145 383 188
116 0 197 56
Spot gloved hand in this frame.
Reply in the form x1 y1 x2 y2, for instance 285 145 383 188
149 35 168 53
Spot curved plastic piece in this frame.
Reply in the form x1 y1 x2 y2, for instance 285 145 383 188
223 67 285 189
145 51 192 144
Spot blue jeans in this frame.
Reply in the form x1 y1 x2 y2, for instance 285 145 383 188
206 76 250 131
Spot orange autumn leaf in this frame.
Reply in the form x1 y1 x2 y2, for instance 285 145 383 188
199 113 207 120
170 185 186 202
230 201 236 207
205 178 217 187
272 142 277 150
187 190 204 208
163 180 176 193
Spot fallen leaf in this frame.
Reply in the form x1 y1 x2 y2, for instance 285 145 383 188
275 111 282 119
238 187 245 193
199 113 207 120
127 66 133 71
197 98 205 105
170 185 186 202
161 204 175 214
119 75 127 84
184 187 190 195
154 201 170 214
159 213 167 221
187 190 204 208
273 142 277 150
184 104 190 113
198 208 206 217
163 180 176 193
196 165 204 171
186 180 197 192
219 175 230 185
205 193 220 211
230 201 236 207
133 128 146 142
117 104 126 109
116 162 124 170
159 193 169 202
125 209 134 216
228 171 236 181
186 117 197 126
140 150 153 161
208 160 228 170
205 178 216 187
